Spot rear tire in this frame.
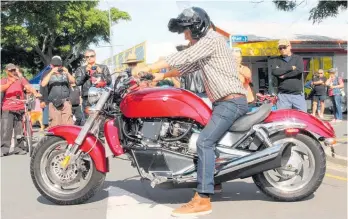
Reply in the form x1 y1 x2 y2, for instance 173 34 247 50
30 136 106 205
252 133 326 202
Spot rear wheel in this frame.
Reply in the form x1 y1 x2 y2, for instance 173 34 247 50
30 136 105 205
252 133 326 201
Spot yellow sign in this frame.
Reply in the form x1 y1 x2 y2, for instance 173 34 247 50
234 41 281 57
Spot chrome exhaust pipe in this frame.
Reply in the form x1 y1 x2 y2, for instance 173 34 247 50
158 142 291 188
214 142 291 183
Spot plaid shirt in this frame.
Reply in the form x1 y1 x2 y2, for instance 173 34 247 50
166 29 246 102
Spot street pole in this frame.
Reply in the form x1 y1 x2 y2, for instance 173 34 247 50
108 7 114 72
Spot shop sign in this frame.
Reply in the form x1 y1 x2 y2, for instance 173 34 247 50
234 41 281 56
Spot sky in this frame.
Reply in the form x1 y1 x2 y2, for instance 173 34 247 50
92 0 348 64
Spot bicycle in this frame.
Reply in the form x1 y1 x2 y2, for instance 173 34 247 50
6 95 36 156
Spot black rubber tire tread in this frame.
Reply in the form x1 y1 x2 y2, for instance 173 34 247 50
252 132 326 202
30 136 106 205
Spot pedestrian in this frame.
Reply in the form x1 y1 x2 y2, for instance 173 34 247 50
271 39 306 112
134 7 248 216
40 56 75 128
311 69 327 118
326 68 344 123
75 49 112 118
1 64 41 156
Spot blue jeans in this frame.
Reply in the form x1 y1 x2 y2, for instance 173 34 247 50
331 95 342 120
196 97 248 194
277 93 307 112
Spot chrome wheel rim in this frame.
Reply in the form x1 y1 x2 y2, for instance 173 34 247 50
263 138 316 192
39 140 93 195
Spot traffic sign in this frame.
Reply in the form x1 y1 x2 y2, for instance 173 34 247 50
230 35 248 43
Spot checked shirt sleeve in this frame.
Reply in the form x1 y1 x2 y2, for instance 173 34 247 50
165 36 216 73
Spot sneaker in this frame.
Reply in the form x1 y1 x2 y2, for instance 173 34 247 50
171 192 212 217
214 183 222 193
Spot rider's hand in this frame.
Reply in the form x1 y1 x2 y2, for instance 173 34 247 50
152 73 164 82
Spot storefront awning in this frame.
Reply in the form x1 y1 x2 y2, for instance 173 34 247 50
233 41 281 57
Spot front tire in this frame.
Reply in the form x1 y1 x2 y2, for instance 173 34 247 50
30 136 106 205
252 133 326 202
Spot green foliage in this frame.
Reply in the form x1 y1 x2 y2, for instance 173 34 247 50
1 1 131 75
273 0 347 23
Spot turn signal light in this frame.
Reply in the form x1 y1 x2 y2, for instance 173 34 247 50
285 128 300 135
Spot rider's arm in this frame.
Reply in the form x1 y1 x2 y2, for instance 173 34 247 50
144 37 215 72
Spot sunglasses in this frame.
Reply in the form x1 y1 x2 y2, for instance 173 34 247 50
8 69 17 72
278 46 288 50
85 55 95 59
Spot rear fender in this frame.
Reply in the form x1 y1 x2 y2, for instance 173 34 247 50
264 109 335 138
47 125 109 173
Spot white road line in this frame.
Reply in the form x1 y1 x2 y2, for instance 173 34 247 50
106 186 197 219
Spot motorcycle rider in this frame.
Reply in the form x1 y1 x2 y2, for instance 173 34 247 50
134 7 248 216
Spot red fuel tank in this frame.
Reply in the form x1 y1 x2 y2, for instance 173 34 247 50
120 87 212 125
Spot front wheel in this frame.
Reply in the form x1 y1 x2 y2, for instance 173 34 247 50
30 136 106 205
252 133 326 202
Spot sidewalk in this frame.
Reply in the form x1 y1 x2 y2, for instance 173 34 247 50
322 114 347 166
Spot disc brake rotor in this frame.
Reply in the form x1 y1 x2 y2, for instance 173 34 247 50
46 151 82 187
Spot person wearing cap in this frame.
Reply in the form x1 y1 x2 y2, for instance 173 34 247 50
326 68 344 123
75 49 112 118
123 53 143 70
40 56 75 128
271 39 306 112
1 64 41 156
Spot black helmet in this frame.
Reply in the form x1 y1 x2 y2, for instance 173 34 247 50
168 7 213 40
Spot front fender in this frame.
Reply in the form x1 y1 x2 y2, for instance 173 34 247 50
264 109 335 138
47 125 109 173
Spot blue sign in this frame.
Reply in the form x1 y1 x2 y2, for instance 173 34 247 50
230 35 248 43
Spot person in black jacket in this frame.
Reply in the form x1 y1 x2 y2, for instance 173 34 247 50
74 49 112 117
271 39 306 112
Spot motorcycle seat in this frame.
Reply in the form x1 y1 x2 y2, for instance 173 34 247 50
229 104 273 132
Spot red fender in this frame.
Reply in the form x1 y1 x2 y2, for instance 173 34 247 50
47 125 109 173
264 109 335 138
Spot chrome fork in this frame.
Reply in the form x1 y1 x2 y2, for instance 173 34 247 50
62 89 112 167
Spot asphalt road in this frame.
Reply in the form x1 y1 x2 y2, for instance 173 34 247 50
1 152 347 219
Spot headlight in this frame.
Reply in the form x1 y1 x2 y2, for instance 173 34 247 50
88 87 104 105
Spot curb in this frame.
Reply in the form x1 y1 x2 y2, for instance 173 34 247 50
325 147 347 167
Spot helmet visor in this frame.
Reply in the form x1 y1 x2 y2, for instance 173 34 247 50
168 18 191 34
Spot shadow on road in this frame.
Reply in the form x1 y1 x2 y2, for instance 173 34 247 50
36 178 315 206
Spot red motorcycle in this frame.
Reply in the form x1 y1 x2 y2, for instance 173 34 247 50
30 73 336 205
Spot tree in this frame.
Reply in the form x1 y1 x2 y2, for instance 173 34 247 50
272 1 347 23
1 1 130 71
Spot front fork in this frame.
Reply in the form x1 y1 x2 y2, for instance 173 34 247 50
61 90 111 168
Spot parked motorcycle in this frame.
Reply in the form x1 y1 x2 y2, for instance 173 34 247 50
30 73 336 205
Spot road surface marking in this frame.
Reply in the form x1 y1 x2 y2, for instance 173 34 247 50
325 174 347 181
106 186 197 219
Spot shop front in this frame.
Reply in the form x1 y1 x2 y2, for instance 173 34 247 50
232 40 347 96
